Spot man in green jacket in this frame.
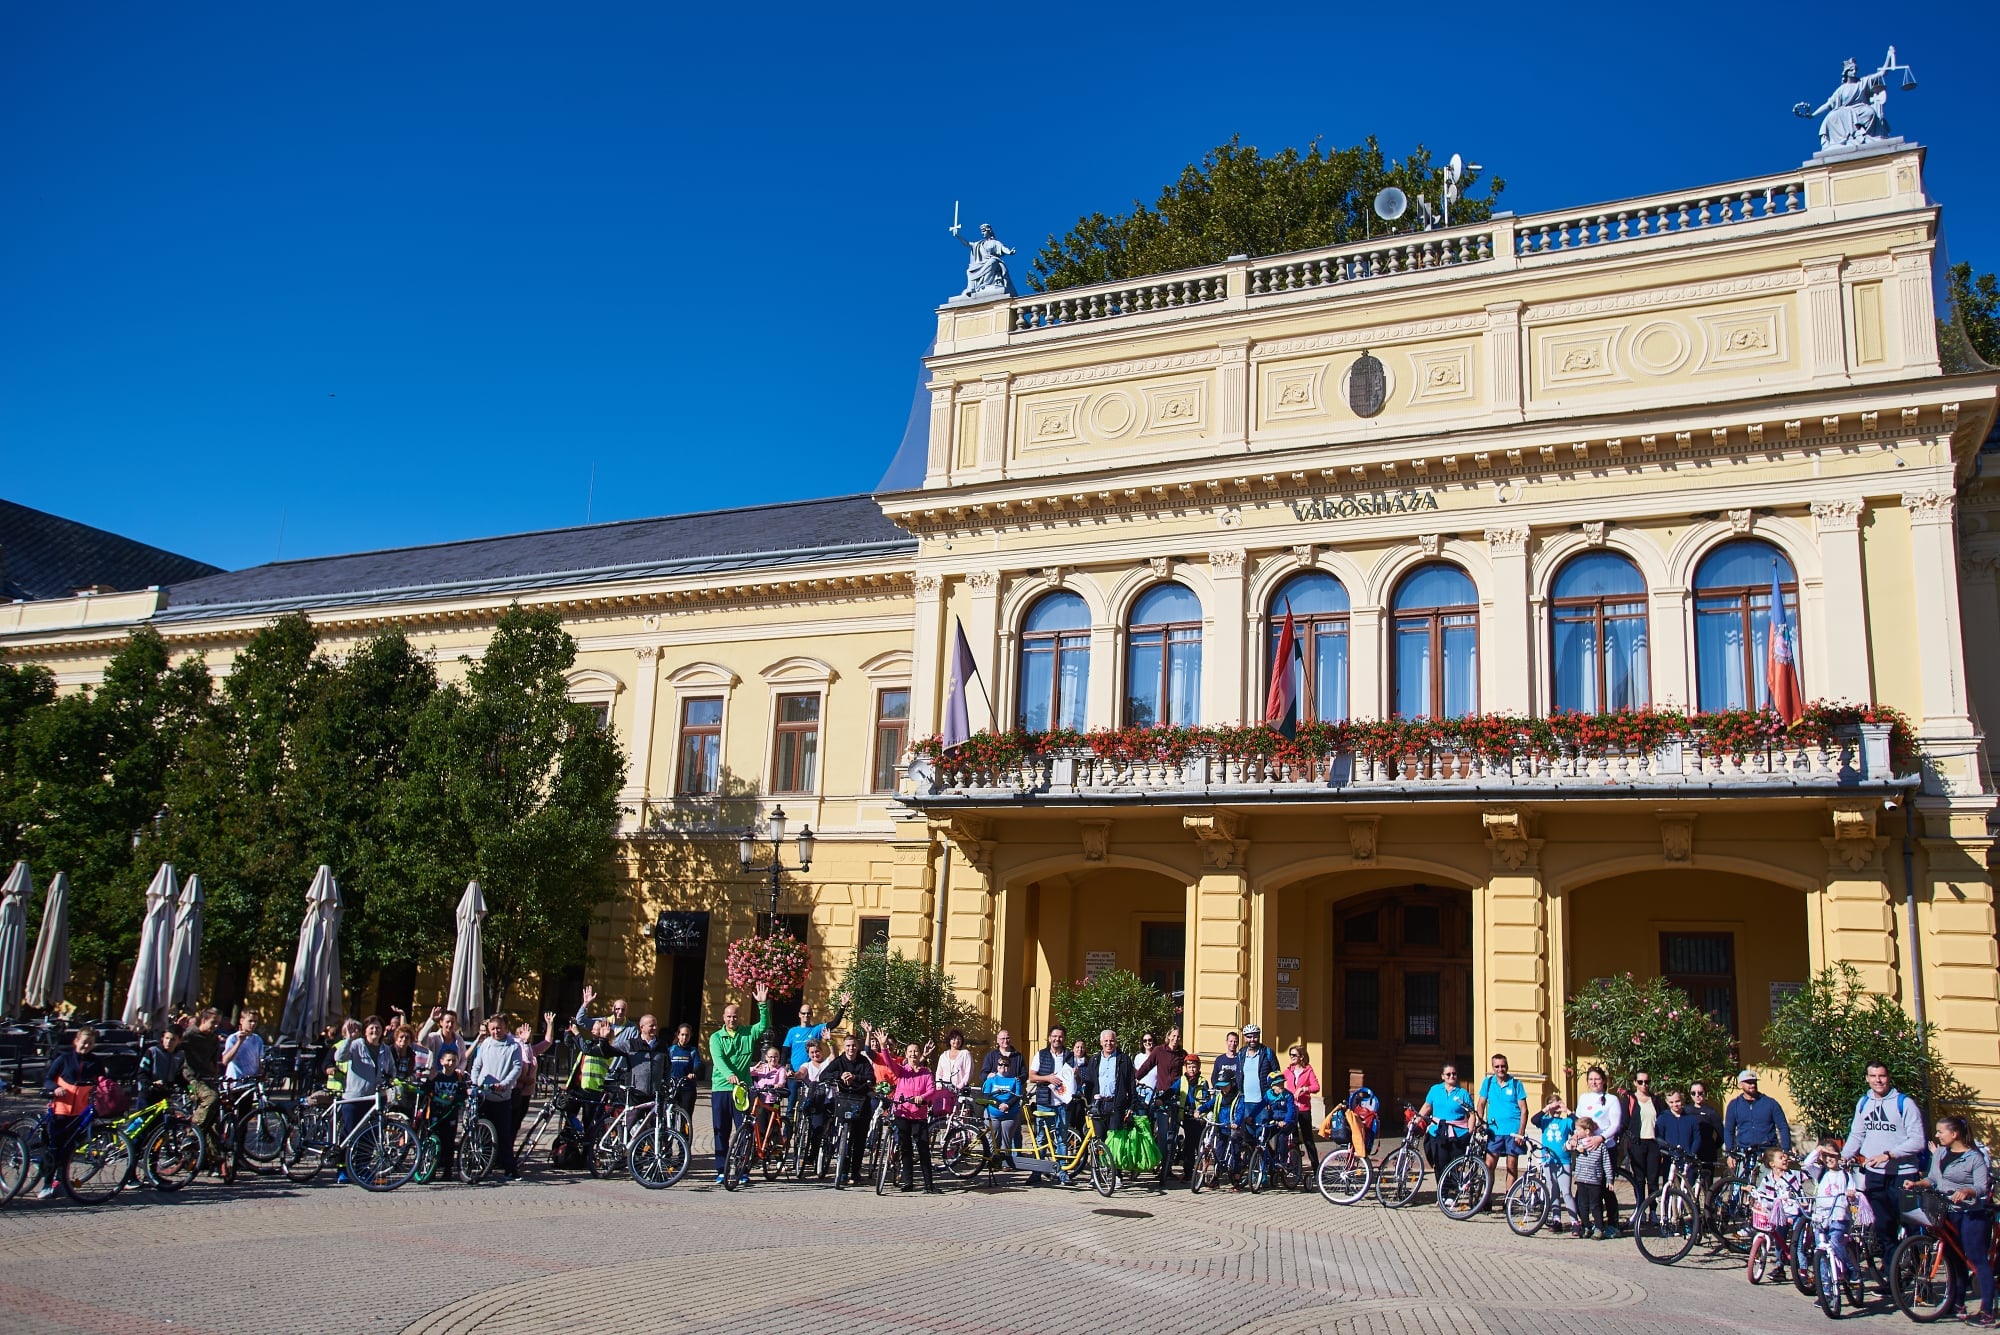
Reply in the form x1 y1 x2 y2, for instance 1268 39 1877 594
708 984 770 1184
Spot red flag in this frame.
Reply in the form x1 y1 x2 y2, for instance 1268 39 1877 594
1766 571 1803 724
1265 609 1302 738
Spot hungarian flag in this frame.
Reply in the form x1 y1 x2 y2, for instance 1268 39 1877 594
1264 608 1304 738
1766 570 1803 724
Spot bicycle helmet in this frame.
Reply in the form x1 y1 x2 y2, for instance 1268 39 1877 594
731 1083 752 1113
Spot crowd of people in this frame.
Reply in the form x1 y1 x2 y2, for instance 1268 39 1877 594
24 993 1996 1321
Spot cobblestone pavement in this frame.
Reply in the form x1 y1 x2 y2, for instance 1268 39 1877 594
0 1155 1910 1335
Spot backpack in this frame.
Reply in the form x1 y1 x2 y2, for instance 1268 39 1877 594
1854 1090 1928 1175
92 1077 130 1117
551 1127 587 1171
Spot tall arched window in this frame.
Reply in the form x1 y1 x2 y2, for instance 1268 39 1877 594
1551 552 1650 712
1126 583 1203 727
1268 571 1350 722
1017 591 1090 731
1694 539 1800 711
1392 564 1478 718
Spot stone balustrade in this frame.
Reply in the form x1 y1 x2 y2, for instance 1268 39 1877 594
912 724 1902 803
1012 271 1231 331
1513 175 1807 257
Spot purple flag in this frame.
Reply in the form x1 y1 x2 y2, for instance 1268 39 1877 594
941 618 979 749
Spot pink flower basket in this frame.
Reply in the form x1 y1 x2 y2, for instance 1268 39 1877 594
726 933 810 995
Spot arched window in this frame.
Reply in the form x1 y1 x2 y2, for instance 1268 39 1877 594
1125 582 1203 727
1017 591 1090 732
1268 571 1350 723
1392 564 1478 718
1694 539 1800 711
1550 552 1650 712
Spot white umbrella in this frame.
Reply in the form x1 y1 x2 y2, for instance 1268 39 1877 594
280 866 344 1040
24 870 71 1010
0 862 30 1018
163 874 205 1011
121 863 178 1027
445 880 487 1027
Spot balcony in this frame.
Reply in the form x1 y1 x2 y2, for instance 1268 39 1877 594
908 722 1908 806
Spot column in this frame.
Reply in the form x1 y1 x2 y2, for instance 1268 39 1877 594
1811 499 1872 704
1086 622 1117 727
1485 300 1524 420
1191 868 1250 1055
1803 257 1850 386
1205 548 1247 725
1481 809 1552 1090
965 569 1000 734
1350 606 1384 719
888 819 938 963
1484 527 1532 714
1918 817 2000 1102
1903 490 1976 735
620 645 661 815
1216 338 1250 449
1649 584 1691 708
909 573 946 738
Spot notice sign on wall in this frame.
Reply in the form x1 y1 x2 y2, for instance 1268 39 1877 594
1277 956 1301 970
1084 951 1117 980
1276 987 1301 1012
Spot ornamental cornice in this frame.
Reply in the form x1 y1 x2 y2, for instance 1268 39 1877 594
1844 256 1897 278
1522 269 1802 323
1254 312 1487 358
1902 489 1955 524
1484 526 1530 555
1011 347 1227 391
1810 498 1865 534
1207 548 1246 574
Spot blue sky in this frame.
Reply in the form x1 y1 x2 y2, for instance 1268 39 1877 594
4 3 1996 572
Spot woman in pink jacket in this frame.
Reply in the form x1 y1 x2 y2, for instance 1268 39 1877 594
871 1027 938 1193
1285 1043 1322 1172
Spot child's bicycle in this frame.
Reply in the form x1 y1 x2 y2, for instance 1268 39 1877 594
1504 1141 1582 1237
1746 1169 1813 1284
722 1082 790 1190
1810 1159 1882 1319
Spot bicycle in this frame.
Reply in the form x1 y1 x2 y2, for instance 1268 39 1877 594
1810 1159 1884 1319
624 1090 692 1190
11 1101 132 1204
1248 1108 1308 1194
1709 1145 1776 1256
1634 1148 1709 1265
411 1084 499 1185
590 1078 660 1180
1136 1085 1182 1186
1889 1182 2000 1322
1315 1102 1377 1206
1746 1168 1813 1285
876 1113 938 1195
517 1088 593 1172
1504 1142 1582 1237
723 1085 790 1190
0 1125 26 1204
1435 1113 1494 1219
116 1094 202 1193
1374 1105 1431 1208
1012 1102 1112 1194
337 1086 420 1192
931 1088 996 1186
827 1090 875 1189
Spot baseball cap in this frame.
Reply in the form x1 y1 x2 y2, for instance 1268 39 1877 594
1736 1069 1759 1083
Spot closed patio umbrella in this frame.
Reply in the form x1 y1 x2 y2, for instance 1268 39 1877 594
121 863 178 1027
24 871 72 1011
0 862 30 1018
280 866 344 1041
164 874 205 1011
445 880 486 1027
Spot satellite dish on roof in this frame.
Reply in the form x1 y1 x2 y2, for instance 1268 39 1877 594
1373 186 1408 222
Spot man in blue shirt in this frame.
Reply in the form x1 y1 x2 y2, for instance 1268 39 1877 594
1419 1062 1476 1172
780 991 850 1121
1477 1052 1529 1195
1722 1068 1793 1161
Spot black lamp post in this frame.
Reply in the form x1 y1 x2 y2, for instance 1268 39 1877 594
738 806 814 935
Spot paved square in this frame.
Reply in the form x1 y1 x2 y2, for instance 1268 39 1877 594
0 1147 1911 1334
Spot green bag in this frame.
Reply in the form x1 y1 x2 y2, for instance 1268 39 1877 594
1106 1126 1160 1173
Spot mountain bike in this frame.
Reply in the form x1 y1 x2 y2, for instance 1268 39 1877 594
931 1088 996 1185
1248 1110 1308 1193
229 1078 295 1174
828 1092 875 1189
117 1094 202 1192
1888 1184 1999 1321
1634 1148 1708 1264
0 1126 26 1204
11 1102 132 1204
338 1086 419 1192
517 1088 592 1171
589 1079 654 1179
724 1088 790 1190
1436 1113 1494 1219
1375 1106 1431 1208
1504 1142 1580 1237
625 1094 692 1189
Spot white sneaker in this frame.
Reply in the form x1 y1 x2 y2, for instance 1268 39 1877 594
35 1184 57 1200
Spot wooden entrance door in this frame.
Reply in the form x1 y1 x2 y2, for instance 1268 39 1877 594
1329 887 1474 1129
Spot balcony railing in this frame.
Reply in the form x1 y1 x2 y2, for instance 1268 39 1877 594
911 723 1901 802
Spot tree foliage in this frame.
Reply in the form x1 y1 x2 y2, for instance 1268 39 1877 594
835 947 980 1047
1032 136 1503 292
1050 968 1174 1049
1763 962 1972 1138
1946 262 2000 369
1562 972 1734 1094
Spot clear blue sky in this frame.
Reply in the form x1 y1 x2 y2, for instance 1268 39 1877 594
4 3 1995 572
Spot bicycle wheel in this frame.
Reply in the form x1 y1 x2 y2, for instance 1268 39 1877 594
630 1123 690 1189
1190 1132 1217 1194
236 1109 288 1170
1817 1251 1842 1319
1088 1142 1117 1198
280 1113 326 1184
1376 1144 1424 1208
146 1119 203 1192
1437 1153 1489 1220
1889 1233 1955 1321
63 1125 132 1204
938 1123 988 1185
1709 1175 1754 1254
790 1118 811 1180
1504 1171 1551 1236
0 1130 28 1205
460 1119 498 1184
348 1118 419 1192
1634 1185 1698 1265
1317 1148 1372 1206
831 1121 852 1190
413 1134 440 1185
875 1129 896 1195
589 1125 624 1179
761 1126 786 1182
1246 1144 1268 1194
1791 1216 1819 1296
1747 1231 1772 1284
516 1105 557 1166
723 1126 751 1192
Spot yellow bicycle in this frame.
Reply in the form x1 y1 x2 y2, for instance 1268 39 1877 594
1012 1104 1118 1197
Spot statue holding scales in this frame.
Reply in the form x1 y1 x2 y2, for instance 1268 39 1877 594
1793 47 1917 155
949 201 1017 302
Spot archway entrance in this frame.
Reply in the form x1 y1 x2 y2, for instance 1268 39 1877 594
1020 865 1189 1040
1328 885 1474 1119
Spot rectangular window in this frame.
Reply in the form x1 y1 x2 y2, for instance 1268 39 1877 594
582 701 612 732
677 697 723 795
1662 931 1738 1035
1341 910 1379 945
754 912 811 941
1139 921 1185 998
771 692 820 794
1403 971 1441 1043
857 916 890 952
871 688 909 792
1402 904 1441 947
1343 968 1380 1041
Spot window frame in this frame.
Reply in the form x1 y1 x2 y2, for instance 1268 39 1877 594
675 695 725 797
1017 592 1092 732
1692 543 1801 712
769 690 823 796
1123 584 1204 728
1390 564 1479 719
870 686 910 793
1549 553 1651 713
1660 930 1739 1038
1266 571 1351 724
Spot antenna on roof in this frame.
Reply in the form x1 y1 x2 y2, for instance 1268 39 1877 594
1369 186 1407 240
1441 153 1483 228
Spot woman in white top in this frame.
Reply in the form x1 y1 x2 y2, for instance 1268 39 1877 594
934 1029 974 1090
1574 1065 1625 1230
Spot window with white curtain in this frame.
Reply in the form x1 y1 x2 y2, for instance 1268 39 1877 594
1017 591 1090 731
1125 582 1203 727
1392 564 1478 718
1267 570 1350 722
1550 551 1650 712
1693 539 1799 711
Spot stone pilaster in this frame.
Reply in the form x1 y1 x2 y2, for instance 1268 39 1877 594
1803 257 1849 386
934 815 998 1011
1481 808 1551 1086
1485 527 1532 714
888 819 939 964
1205 549 1247 724
1811 499 1871 704
1903 489 1975 736
620 644 661 812
1191 866 1250 1055
1818 802 1898 996
1485 300 1524 419
909 573 945 740
1918 815 2000 1099
965 570 1000 735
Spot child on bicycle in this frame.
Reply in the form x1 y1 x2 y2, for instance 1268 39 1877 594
427 1048 467 1179
1533 1094 1577 1235
750 1043 790 1143
1748 1147 1813 1282
138 1025 187 1106
38 1027 106 1199
1812 1135 1873 1280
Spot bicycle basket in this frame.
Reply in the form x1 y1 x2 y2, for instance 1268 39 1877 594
1900 1181 1950 1227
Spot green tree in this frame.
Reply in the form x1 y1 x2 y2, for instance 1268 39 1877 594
1763 962 1971 1138
1562 972 1734 1094
395 605 625 1009
1051 969 1173 1048
1945 262 2000 368
0 661 58 867
835 947 980 1046
1031 136 1503 291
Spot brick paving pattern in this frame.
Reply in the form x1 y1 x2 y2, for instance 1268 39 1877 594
0 1157 1909 1334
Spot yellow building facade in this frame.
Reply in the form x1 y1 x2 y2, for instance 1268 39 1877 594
5 145 1999 1112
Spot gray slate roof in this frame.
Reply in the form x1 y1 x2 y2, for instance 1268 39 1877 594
156 494 914 620
1 498 222 602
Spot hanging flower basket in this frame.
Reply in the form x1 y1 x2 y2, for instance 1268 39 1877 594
726 932 810 995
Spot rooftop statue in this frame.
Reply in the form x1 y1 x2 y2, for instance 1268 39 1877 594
1793 48 1916 154
951 220 1017 302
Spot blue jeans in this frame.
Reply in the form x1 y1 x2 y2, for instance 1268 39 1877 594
1957 1210 1996 1315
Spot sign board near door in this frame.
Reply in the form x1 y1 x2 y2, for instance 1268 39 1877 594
1084 951 1117 980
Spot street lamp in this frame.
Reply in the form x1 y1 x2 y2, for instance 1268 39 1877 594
739 806 814 935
